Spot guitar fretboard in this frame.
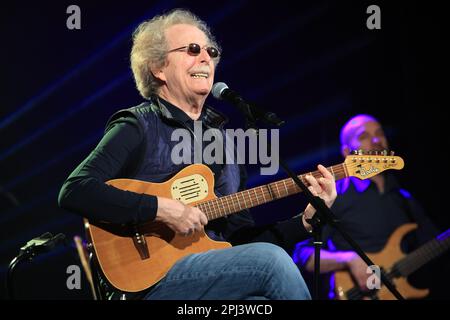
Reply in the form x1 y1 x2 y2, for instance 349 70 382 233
195 164 348 221
393 228 450 277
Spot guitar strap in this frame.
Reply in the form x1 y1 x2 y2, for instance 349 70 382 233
396 189 417 223
396 188 423 253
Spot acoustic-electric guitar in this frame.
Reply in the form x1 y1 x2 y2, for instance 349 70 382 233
85 151 404 292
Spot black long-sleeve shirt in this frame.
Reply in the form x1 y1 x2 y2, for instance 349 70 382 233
292 175 441 299
58 117 158 224
58 98 311 252
294 175 439 264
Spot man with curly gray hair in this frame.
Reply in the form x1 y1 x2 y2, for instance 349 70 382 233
59 8 336 300
131 9 221 100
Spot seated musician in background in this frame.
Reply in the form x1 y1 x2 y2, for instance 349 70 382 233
293 114 442 299
58 9 338 300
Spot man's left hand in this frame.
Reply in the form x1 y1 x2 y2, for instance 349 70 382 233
302 164 337 230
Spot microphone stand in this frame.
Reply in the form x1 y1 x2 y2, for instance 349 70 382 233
6 232 66 299
235 101 404 300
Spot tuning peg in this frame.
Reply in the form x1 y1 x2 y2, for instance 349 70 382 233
382 150 388 156
352 150 358 155
358 149 363 155
390 151 395 156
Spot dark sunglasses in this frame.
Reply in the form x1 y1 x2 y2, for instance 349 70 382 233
167 43 220 58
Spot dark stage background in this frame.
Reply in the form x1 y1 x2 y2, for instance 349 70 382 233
1 0 448 299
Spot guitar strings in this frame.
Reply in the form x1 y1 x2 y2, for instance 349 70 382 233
394 237 449 276
198 163 377 219
196 161 399 220
196 165 345 219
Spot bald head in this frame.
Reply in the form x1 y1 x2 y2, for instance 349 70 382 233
340 114 388 156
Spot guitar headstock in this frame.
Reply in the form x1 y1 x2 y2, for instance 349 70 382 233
344 150 404 180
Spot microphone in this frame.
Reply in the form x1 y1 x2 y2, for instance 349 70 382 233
20 232 67 256
211 82 284 127
211 82 247 107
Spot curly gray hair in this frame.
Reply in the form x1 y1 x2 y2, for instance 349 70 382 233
130 9 221 99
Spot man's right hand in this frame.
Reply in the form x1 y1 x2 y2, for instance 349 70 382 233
305 250 370 291
155 196 208 235
345 252 370 291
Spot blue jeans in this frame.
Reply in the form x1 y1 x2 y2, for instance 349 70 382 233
144 242 311 300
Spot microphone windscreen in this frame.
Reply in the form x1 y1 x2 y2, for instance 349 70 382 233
211 82 228 100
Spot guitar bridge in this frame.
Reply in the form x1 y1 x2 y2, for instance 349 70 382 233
132 228 150 260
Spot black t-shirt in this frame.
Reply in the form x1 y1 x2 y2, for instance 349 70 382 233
323 174 438 253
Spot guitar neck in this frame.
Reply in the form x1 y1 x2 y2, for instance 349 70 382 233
195 163 349 221
393 229 450 277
